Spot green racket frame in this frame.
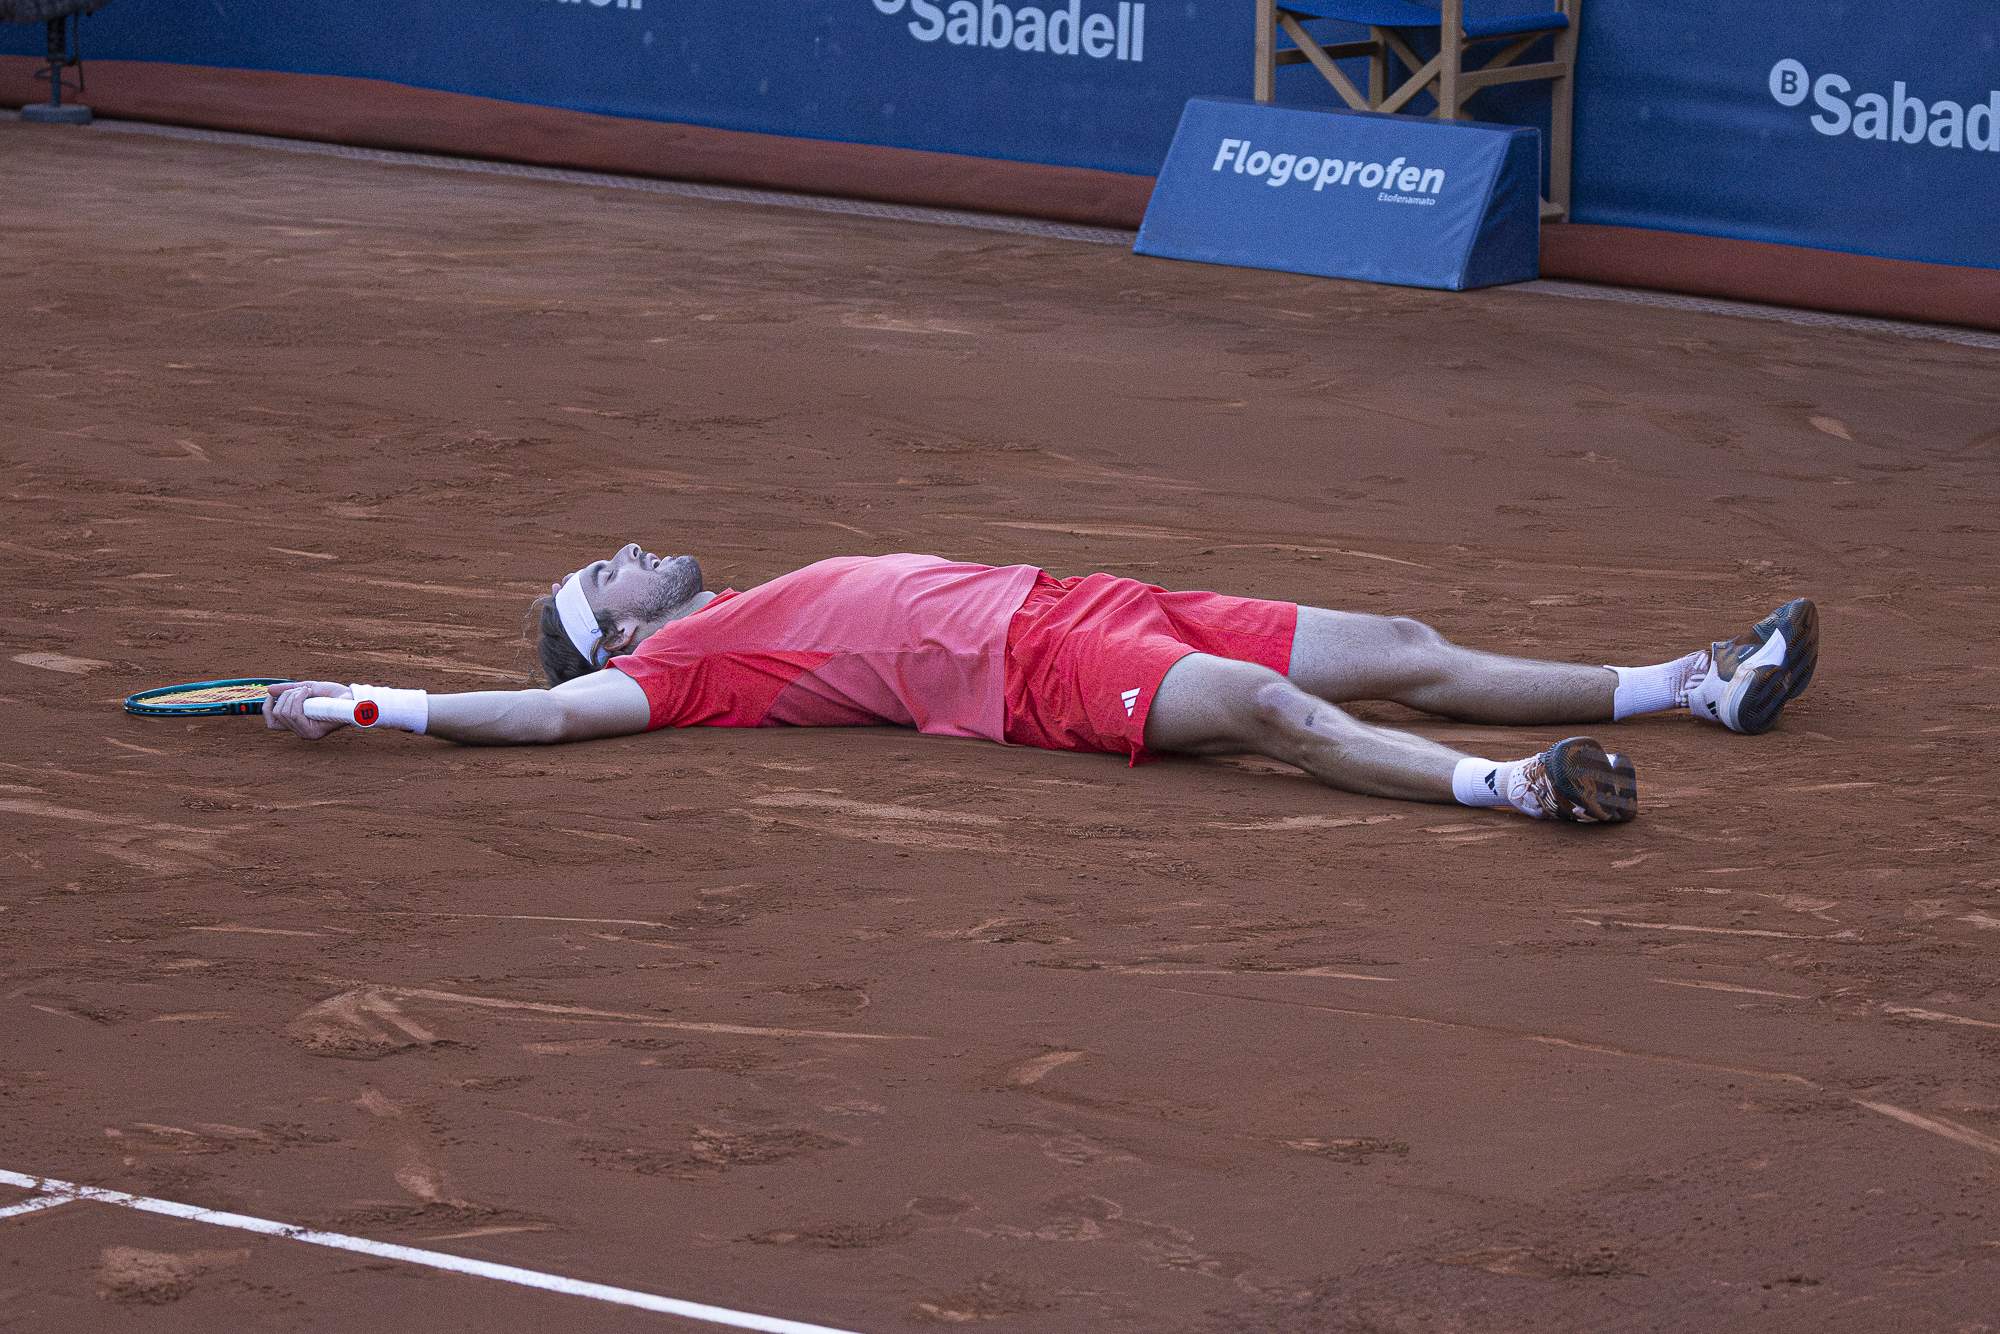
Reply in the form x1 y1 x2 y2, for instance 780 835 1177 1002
123 677 292 717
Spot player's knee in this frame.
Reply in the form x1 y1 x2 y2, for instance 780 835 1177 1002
1245 676 1326 745
1246 675 1297 726
1386 616 1457 686
1387 616 1448 652
1150 657 1297 755
1246 677 1366 762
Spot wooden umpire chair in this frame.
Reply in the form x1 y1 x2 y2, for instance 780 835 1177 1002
1253 0 1580 220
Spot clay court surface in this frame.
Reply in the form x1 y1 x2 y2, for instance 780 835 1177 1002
4 123 2000 1332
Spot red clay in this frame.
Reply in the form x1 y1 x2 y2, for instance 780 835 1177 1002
2 125 1998 1332
8 56 2000 331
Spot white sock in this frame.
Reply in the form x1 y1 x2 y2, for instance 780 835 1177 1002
1608 651 1708 720
1454 754 1559 819
1453 756 1521 809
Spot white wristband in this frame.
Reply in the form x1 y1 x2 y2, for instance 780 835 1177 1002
348 684 429 735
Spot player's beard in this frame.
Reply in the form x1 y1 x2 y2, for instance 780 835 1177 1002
641 555 704 622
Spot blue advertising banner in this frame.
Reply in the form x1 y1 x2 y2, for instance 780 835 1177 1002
5 1 1994 270
1571 2 2000 271
1136 99 1538 289
0 0 1351 174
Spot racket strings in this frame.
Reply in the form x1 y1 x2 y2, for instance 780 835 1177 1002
148 684 270 704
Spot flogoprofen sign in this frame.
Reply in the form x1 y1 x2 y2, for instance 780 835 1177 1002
1210 137 1448 202
1137 99 1540 290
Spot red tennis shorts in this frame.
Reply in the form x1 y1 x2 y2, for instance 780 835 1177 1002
1001 572 1299 763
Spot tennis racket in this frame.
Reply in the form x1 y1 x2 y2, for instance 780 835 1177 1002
123 677 378 726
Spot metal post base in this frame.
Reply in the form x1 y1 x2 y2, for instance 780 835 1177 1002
19 103 93 125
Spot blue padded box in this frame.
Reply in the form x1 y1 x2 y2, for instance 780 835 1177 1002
1136 97 1541 290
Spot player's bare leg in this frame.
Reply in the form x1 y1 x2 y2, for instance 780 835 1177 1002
1283 599 1819 733
1286 608 1616 723
1148 654 1464 801
1146 655 1636 823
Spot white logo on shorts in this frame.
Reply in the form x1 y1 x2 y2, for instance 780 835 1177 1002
1119 687 1141 717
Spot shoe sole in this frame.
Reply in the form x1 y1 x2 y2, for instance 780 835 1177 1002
1776 597 1819 701
1543 737 1638 824
1733 598 1819 735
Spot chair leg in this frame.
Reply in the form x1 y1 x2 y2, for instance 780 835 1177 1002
1546 17 1578 219
1547 68 1573 218
1255 0 1276 102
1437 0 1464 119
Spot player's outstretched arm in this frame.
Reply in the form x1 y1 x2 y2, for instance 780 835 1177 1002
431 670 651 745
265 670 650 746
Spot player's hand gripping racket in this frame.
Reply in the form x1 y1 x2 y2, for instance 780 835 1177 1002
123 678 378 726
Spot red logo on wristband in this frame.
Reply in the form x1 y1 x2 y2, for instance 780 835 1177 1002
352 699 380 727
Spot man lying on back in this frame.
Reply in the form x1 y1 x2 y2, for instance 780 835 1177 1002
264 545 1819 825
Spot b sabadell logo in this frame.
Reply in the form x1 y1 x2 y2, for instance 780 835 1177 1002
1768 58 2000 151
870 0 1147 62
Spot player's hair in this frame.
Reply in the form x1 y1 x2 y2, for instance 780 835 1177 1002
525 592 604 687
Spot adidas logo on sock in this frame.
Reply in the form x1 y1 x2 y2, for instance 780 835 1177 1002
1484 768 1498 793
1120 688 1140 717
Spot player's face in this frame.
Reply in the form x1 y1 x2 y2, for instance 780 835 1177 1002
565 543 704 624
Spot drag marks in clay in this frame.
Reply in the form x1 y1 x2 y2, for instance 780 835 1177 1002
96 1245 251 1307
284 982 919 1062
576 1125 848 1180
355 1085 462 1207
287 988 450 1061
1155 983 2000 1164
10 651 110 675
745 789 1007 853
0 795 244 877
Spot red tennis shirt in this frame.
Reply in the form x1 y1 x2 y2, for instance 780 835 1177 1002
609 554 1041 742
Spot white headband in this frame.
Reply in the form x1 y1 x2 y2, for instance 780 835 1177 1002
555 573 608 667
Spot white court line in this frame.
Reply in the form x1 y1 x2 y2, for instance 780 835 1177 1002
0 1195 72 1221
0 1168 863 1334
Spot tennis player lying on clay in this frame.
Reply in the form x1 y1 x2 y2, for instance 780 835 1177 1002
264 547 1820 825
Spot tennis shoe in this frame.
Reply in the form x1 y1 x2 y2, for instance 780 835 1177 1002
1511 737 1638 824
1685 597 1819 735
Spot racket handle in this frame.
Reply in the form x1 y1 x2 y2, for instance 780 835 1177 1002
303 697 380 727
